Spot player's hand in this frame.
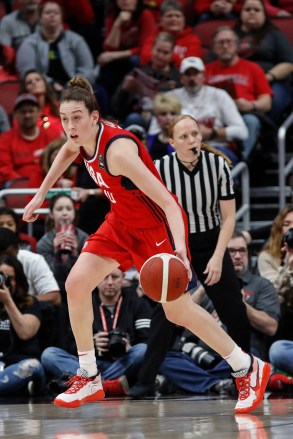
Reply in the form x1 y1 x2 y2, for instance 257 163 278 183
22 193 44 222
174 249 192 282
203 254 223 285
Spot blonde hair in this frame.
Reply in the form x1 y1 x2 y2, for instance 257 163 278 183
153 93 181 115
168 114 232 167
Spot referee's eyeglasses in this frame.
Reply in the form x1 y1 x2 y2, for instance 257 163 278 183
228 247 248 256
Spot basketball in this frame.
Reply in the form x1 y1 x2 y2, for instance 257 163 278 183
139 253 189 303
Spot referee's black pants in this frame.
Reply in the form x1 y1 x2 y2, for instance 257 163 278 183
137 227 251 384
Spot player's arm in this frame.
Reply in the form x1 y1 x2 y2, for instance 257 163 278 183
23 141 79 222
107 139 191 274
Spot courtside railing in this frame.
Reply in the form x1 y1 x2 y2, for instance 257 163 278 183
0 165 250 234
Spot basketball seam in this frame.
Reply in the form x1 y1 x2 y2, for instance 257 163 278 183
161 255 169 302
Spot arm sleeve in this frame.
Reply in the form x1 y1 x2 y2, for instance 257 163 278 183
217 89 248 141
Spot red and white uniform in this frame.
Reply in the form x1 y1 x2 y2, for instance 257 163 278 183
80 120 189 271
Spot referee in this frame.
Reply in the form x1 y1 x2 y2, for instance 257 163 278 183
128 115 251 398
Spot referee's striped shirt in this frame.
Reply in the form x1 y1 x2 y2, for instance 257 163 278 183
154 150 235 234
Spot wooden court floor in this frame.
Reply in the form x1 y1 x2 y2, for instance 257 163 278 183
0 392 293 438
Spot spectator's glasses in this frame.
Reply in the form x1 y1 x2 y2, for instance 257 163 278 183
157 111 177 116
228 247 248 256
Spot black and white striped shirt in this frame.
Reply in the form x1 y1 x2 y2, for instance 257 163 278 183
155 150 235 234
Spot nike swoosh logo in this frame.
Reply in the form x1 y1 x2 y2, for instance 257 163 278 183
156 239 166 247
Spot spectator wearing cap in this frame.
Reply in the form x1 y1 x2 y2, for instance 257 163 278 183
169 56 248 165
0 93 62 188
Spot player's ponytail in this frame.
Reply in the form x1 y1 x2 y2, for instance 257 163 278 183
60 76 100 114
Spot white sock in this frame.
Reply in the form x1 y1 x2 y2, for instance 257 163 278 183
78 349 98 377
223 344 251 372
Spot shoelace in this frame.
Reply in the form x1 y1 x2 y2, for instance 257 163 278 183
235 374 251 400
64 375 91 394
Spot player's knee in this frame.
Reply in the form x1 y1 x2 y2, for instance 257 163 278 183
163 305 182 325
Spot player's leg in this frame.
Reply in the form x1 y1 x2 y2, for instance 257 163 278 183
54 252 119 408
163 293 271 414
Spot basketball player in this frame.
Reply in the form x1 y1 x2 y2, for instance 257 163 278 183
23 77 270 413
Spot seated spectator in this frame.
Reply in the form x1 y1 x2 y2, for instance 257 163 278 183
234 0 293 124
0 43 18 81
205 26 273 161
0 105 10 134
257 206 293 344
147 93 181 160
0 227 61 305
37 193 88 299
111 31 181 127
0 0 40 51
53 0 101 58
41 268 152 397
169 56 248 165
19 69 64 135
257 205 293 287
140 0 203 68
194 0 238 23
0 93 62 188
16 1 96 97
96 0 157 110
0 206 37 252
269 340 293 390
137 230 280 397
0 254 46 396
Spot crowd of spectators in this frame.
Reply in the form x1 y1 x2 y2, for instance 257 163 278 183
0 0 293 398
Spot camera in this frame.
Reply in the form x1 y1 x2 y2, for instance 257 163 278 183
108 328 128 358
0 272 11 289
284 228 293 249
182 342 220 370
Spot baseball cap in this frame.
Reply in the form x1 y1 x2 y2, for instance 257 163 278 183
14 93 39 111
180 57 205 74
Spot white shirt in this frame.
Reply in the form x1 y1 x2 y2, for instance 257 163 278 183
18 249 60 297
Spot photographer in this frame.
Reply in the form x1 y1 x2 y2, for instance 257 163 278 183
0 254 46 396
41 268 152 396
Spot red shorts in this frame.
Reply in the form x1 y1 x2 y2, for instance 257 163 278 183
81 214 189 272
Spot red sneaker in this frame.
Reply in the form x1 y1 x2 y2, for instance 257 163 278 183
103 375 129 396
232 355 271 414
54 368 105 408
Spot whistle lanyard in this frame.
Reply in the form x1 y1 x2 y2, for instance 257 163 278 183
99 296 123 333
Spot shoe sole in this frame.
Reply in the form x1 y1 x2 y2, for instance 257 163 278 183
54 389 105 408
234 363 271 414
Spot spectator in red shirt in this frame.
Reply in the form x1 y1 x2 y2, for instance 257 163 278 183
96 0 157 112
0 93 62 188
0 43 18 82
140 0 203 68
205 26 272 161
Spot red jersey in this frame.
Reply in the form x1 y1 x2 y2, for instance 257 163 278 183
205 58 273 101
79 120 178 229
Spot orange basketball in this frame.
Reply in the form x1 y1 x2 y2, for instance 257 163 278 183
139 253 189 303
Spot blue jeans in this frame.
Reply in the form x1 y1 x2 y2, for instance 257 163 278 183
41 344 147 382
0 358 46 396
159 352 231 394
269 340 293 375
242 114 262 160
269 82 293 124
